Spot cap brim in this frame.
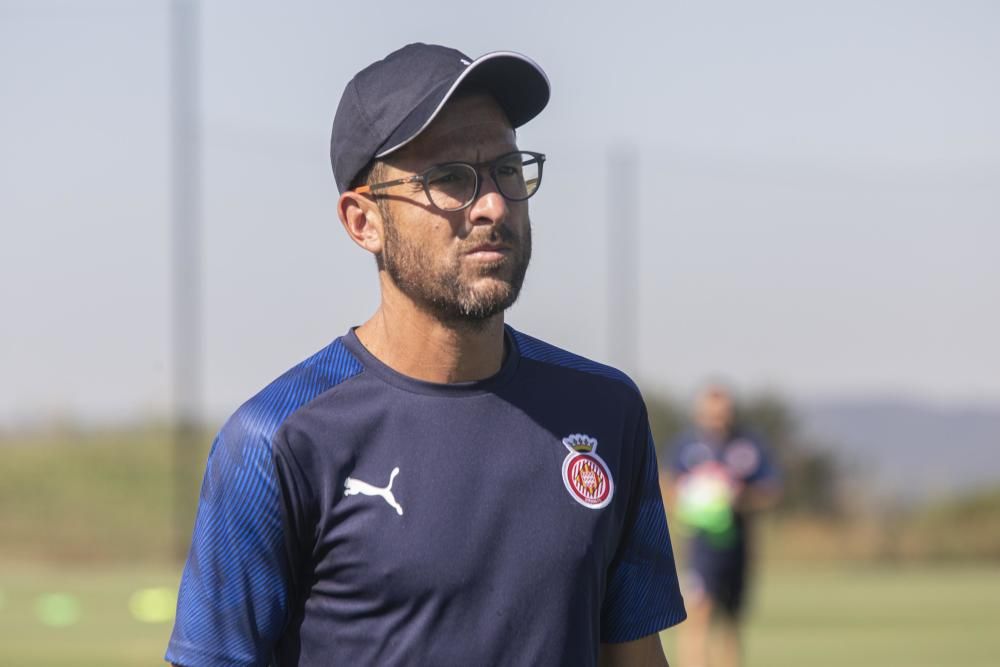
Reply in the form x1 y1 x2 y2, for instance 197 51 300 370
375 51 550 158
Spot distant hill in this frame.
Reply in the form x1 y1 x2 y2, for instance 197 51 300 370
796 398 1000 505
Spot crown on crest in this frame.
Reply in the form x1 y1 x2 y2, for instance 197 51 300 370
563 434 598 453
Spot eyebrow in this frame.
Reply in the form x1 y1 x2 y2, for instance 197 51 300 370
420 126 518 163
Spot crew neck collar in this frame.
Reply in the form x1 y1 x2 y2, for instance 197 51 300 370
341 325 521 397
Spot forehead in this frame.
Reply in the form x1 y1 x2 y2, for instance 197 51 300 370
390 93 517 167
698 388 733 410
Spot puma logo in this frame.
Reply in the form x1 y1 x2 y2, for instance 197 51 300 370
344 467 403 516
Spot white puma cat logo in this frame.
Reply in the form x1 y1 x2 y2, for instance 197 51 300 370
344 467 403 516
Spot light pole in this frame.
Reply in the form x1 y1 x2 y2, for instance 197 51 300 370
607 145 639 376
170 0 202 561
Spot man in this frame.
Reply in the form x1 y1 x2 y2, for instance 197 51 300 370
166 43 686 667
667 384 782 667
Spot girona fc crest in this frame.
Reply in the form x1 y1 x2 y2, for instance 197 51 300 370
561 434 614 509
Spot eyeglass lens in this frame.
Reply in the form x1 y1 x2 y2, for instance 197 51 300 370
425 152 541 211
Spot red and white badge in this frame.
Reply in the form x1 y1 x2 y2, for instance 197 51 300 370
561 434 614 509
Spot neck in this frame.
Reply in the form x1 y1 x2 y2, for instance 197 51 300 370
699 426 731 445
355 281 507 384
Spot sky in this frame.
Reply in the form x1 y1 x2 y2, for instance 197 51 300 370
1 0 998 424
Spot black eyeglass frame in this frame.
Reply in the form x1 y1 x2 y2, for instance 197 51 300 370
354 151 546 212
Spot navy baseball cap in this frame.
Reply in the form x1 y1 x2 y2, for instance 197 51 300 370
330 43 550 193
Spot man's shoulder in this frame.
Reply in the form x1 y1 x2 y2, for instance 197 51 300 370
669 428 698 447
727 428 770 451
666 429 703 463
510 327 642 398
218 335 365 449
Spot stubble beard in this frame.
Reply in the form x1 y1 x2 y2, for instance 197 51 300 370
379 212 532 328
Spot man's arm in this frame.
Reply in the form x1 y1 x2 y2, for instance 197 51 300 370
598 633 670 667
164 422 293 666
599 411 685 660
734 479 783 512
734 435 784 512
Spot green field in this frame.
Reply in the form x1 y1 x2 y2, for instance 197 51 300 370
1 430 997 665
741 565 1000 667
0 561 997 667
0 562 180 667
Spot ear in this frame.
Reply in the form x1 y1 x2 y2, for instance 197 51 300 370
337 191 385 256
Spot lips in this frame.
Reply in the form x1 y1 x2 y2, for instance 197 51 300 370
464 246 511 266
466 243 510 255
463 226 518 261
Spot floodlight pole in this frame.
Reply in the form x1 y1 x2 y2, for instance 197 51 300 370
170 0 202 561
607 146 639 376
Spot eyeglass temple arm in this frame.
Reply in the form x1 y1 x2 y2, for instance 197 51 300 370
353 175 419 195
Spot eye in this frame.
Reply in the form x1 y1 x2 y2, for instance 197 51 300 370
428 171 461 185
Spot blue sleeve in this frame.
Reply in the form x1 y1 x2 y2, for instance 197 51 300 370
600 416 687 642
745 433 782 486
668 435 693 475
165 417 290 667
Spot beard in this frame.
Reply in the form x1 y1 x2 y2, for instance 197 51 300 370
379 213 532 326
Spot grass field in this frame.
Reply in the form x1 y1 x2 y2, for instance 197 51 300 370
0 561 997 666
1 430 997 665
741 565 1000 667
0 562 180 667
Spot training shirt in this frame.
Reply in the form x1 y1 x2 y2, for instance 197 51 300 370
669 429 781 560
166 326 686 667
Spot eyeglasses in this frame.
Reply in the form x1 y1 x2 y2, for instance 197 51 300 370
354 151 546 212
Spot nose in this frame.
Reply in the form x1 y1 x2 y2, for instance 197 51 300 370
467 171 508 226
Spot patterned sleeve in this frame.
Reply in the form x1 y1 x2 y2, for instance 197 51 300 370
600 411 688 642
165 416 290 667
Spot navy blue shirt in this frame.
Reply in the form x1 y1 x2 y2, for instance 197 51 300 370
669 429 780 561
167 327 686 666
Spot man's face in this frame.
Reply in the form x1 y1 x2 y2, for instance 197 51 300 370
695 387 735 439
375 93 532 325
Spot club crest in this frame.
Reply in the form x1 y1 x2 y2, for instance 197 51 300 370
561 434 614 509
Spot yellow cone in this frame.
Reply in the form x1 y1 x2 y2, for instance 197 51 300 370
128 587 176 624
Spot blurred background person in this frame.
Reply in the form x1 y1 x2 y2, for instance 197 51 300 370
666 383 782 667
